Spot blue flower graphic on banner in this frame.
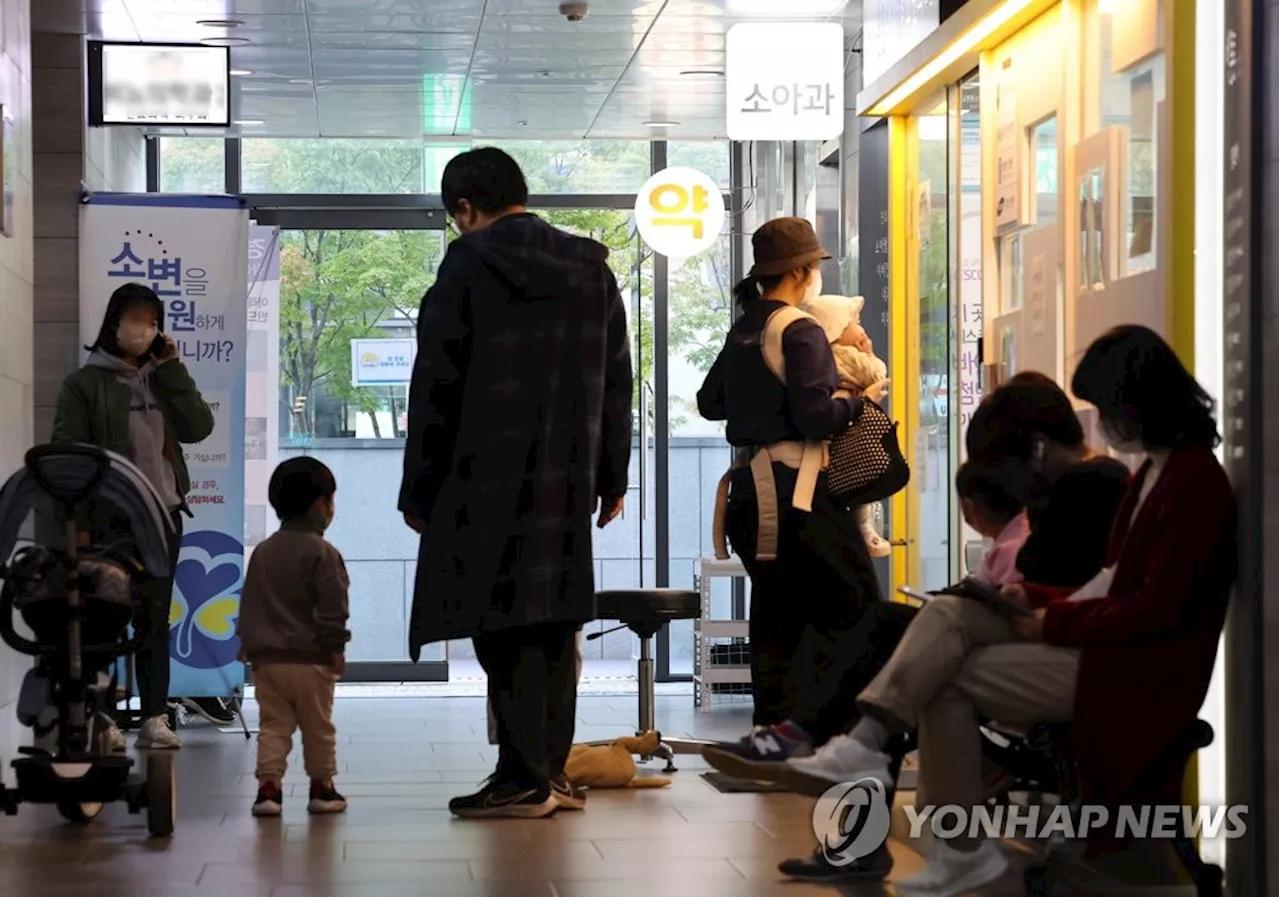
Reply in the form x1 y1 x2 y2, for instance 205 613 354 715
170 529 243 670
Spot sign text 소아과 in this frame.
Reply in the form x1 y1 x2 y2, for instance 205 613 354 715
726 22 845 142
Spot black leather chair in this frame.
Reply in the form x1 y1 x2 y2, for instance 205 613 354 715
588 589 711 771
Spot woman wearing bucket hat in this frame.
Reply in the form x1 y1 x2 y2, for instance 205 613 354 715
696 218 888 771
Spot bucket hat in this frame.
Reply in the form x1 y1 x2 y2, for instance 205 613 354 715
749 217 832 277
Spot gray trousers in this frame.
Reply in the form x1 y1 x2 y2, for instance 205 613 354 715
858 595 1079 811
487 628 584 745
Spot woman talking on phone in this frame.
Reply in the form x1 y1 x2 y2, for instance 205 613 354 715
52 282 214 751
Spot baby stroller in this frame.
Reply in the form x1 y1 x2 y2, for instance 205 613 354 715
0 444 179 836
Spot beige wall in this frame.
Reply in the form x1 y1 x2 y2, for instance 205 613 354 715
0 0 33 780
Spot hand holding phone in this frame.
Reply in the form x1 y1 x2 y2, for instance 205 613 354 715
152 333 177 364
896 585 931 604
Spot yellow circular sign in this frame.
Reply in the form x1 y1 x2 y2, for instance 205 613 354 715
634 167 725 259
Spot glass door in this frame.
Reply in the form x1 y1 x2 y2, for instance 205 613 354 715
955 72 986 578
907 95 954 591
255 209 450 682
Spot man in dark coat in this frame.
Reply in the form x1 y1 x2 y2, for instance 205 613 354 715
399 147 633 819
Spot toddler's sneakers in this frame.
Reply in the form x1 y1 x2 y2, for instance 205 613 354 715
252 782 283 817
307 780 348 815
251 780 347 817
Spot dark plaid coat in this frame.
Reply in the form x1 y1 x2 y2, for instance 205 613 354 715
399 214 633 659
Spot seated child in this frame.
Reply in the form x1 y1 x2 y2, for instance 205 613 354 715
237 457 351 818
954 459 1030 585
801 294 892 557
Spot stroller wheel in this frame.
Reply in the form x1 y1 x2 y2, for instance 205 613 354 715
145 752 176 837
57 800 104 824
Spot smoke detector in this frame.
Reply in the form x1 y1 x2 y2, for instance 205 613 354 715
559 3 589 21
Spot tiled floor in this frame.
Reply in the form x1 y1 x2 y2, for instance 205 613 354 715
0 692 1038 897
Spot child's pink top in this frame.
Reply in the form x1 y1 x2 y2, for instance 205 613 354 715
972 513 1030 586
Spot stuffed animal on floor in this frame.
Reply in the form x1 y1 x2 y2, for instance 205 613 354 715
565 731 672 789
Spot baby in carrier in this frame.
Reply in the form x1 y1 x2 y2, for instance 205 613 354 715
800 295 892 557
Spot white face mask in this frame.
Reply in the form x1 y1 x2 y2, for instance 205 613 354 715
802 268 823 305
116 322 157 357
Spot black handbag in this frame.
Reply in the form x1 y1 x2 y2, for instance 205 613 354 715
761 306 910 507
827 398 911 505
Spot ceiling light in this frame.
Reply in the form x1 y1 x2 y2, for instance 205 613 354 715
229 69 252 76
726 0 848 14
288 79 312 84
199 36 250 46
235 120 264 126
197 18 244 27
680 69 725 77
644 120 679 128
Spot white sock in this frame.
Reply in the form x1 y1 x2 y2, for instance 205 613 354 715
849 715 890 752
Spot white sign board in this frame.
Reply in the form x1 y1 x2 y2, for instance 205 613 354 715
635 167 726 259
351 338 415 387
726 23 845 142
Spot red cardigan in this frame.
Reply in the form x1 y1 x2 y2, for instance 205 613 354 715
1041 445 1237 805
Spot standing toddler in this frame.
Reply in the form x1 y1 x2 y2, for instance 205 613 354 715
237 457 351 817
801 294 893 557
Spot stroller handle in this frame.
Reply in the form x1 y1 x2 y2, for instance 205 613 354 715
24 444 112 514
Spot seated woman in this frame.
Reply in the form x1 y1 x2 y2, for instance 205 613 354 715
790 332 1234 895
1022 326 1236 881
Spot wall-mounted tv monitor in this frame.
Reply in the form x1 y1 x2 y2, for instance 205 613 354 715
87 41 231 127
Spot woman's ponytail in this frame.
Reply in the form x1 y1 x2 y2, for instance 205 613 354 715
733 275 761 309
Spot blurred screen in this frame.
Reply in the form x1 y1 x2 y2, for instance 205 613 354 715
99 44 229 126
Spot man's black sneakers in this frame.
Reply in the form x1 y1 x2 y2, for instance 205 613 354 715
550 775 586 811
777 843 893 881
449 778 557 819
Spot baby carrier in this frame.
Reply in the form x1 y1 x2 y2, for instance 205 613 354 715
712 306 910 560
0 443 179 835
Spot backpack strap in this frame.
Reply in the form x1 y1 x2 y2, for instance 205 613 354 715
761 306 819 382
759 306 827 515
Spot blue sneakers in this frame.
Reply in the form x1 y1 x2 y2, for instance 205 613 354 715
700 725 813 782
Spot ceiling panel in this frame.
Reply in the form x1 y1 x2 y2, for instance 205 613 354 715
307 12 484 32
121 0 308 13
302 0 483 13
106 0 860 139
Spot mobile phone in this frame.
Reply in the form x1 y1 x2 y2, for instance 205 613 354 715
897 585 931 603
149 333 167 357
